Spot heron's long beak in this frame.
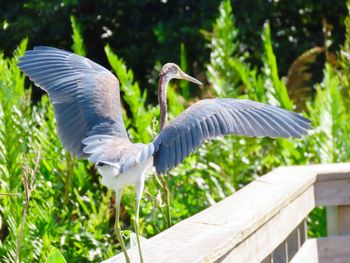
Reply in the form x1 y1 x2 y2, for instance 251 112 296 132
178 71 203 86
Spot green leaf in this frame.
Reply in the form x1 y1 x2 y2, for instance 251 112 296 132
179 43 190 99
206 0 240 97
70 15 86 56
262 21 293 110
167 84 184 116
46 246 66 263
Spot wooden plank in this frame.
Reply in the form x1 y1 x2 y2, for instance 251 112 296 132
317 172 350 181
290 239 318 263
315 179 350 206
270 163 350 182
301 163 350 182
317 235 350 262
327 205 350 236
291 235 350 263
327 206 339 236
338 205 350 234
217 186 315 262
104 168 317 263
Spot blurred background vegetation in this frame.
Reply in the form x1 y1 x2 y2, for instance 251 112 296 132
1 0 350 262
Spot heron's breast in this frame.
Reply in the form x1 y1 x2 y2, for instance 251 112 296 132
97 157 153 191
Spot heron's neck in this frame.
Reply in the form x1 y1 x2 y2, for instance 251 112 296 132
158 75 170 131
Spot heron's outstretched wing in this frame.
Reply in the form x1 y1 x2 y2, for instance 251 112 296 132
152 98 312 174
18 46 128 157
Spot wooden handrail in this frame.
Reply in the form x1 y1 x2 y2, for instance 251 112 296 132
103 163 350 263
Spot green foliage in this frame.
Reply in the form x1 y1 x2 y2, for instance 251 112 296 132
1 1 350 262
46 247 66 263
1 1 347 91
309 64 349 163
167 84 185 117
70 16 86 56
179 43 190 99
0 39 31 263
207 0 240 97
262 22 293 110
205 0 297 195
104 44 158 143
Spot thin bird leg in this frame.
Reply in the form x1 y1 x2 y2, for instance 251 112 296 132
160 174 172 227
134 179 145 263
114 189 130 263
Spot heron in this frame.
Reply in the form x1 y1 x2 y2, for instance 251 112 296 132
18 47 312 262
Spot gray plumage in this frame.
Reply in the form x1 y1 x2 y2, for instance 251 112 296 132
18 46 127 157
18 46 312 176
152 98 311 174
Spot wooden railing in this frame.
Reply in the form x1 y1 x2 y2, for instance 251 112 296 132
104 163 350 263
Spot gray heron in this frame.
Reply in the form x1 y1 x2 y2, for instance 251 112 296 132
18 47 312 262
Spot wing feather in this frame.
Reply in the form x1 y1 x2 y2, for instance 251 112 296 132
205 116 216 137
152 98 312 174
18 46 128 157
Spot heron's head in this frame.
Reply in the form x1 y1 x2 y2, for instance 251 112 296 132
158 63 202 130
160 63 202 85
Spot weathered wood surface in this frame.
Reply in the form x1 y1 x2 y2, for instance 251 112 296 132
314 163 350 207
315 179 350 206
104 163 350 263
290 238 318 263
316 235 350 263
337 206 350 235
290 235 350 263
327 205 350 236
261 221 307 263
217 187 314 262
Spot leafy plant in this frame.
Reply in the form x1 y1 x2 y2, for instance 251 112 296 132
70 15 86 57
46 246 66 263
1 0 350 262
206 0 240 97
262 22 293 110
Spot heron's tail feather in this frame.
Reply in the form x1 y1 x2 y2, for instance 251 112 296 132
82 135 153 174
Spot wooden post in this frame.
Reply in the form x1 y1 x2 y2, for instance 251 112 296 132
327 205 350 236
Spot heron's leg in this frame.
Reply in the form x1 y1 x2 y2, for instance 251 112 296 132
114 189 130 263
134 179 145 263
160 174 172 227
